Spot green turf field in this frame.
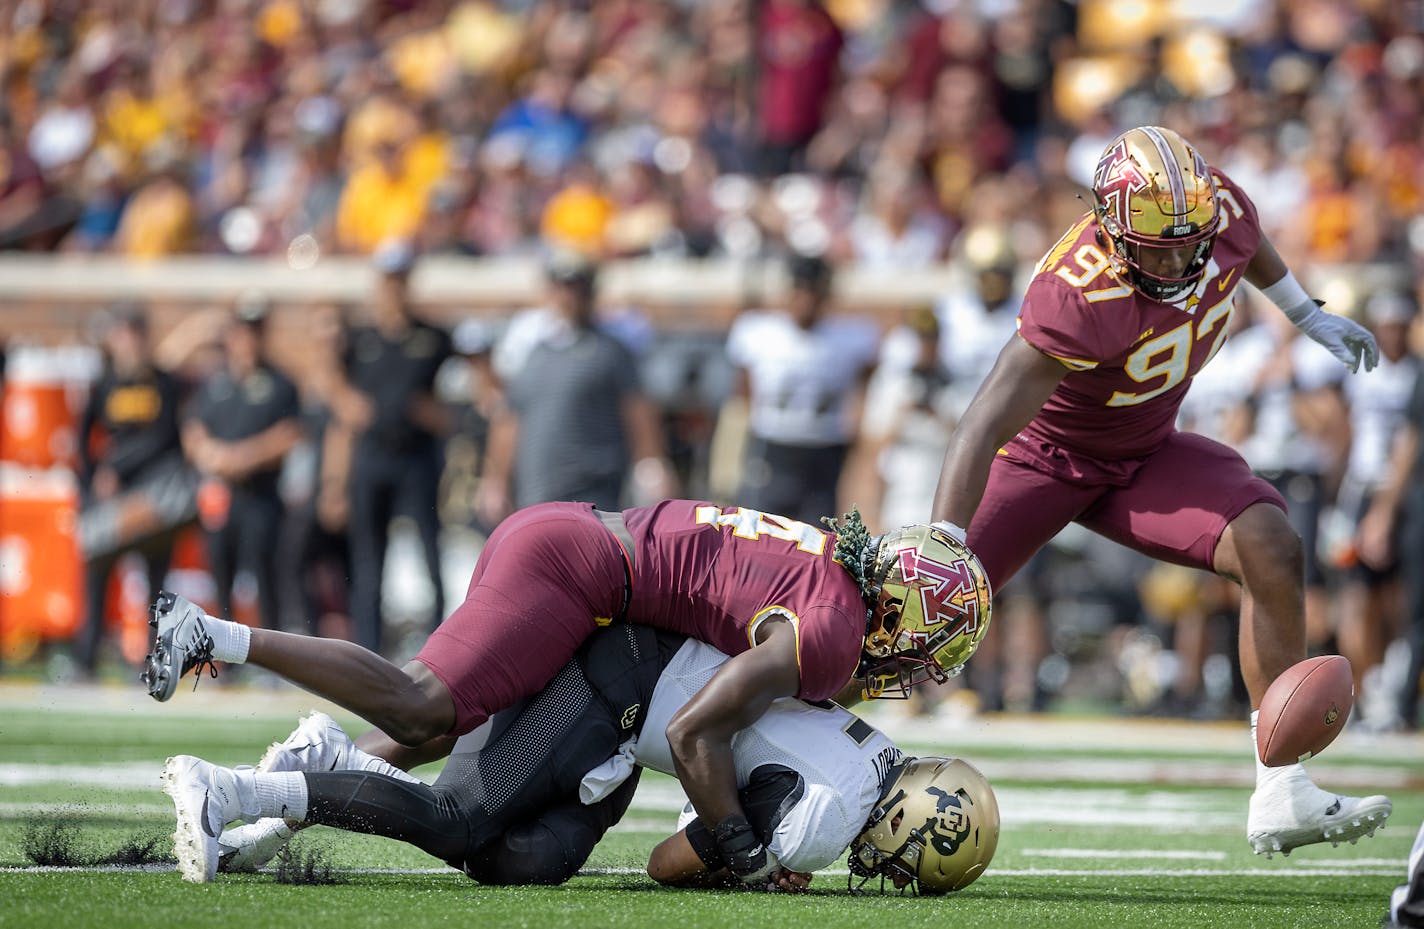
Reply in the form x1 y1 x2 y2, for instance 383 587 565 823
1 682 1419 929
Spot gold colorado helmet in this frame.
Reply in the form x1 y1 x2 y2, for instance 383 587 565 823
848 756 1000 894
1091 126 1220 302
858 524 992 699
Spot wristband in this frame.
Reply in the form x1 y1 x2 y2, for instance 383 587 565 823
714 814 774 884
1258 271 1316 325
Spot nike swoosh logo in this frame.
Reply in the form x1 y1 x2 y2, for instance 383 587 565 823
1325 799 1342 816
329 753 341 771
1217 269 1237 291
200 793 217 837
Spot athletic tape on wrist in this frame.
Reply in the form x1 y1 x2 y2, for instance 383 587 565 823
1258 271 1316 324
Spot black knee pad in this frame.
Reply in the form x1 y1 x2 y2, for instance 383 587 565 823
464 821 575 886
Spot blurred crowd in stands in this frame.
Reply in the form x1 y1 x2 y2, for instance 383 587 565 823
1 0 1422 731
1 0 1422 270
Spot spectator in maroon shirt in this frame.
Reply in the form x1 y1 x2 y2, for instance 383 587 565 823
756 0 844 177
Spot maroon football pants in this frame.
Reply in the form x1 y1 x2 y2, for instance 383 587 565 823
969 431 1286 589
414 502 626 735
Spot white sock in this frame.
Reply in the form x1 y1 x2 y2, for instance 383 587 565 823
1251 710 1307 790
225 765 261 821
206 618 251 664
251 771 308 822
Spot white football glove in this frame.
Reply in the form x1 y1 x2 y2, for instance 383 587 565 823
1288 299 1380 374
930 520 968 545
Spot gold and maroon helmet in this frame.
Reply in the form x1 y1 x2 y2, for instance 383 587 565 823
847 756 1000 894
858 525 992 699
1091 126 1220 302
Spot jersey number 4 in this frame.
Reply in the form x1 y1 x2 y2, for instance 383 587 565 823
695 506 828 555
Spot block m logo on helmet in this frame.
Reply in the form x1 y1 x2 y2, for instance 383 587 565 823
1093 138 1151 227
860 524 993 698
895 548 980 635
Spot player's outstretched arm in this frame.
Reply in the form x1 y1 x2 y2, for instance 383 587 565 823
665 618 801 886
1247 233 1379 373
931 335 1068 527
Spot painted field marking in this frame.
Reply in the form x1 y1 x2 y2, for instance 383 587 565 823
1021 848 1227 861
0 865 1404 878
0 802 172 816
1292 858 1406 868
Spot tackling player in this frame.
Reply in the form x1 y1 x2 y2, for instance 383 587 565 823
144 502 991 886
160 625 999 894
929 125 1391 854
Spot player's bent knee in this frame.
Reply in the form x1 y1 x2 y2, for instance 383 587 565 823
1220 503 1301 580
464 823 577 886
1238 504 1301 560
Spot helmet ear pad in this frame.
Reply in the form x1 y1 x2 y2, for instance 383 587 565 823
863 627 896 660
863 588 904 659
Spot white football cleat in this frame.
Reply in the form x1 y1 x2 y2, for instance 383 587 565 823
218 819 296 873
258 711 354 774
1247 770 1392 857
217 712 349 873
163 755 242 882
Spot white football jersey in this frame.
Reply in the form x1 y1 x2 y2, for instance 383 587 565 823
1345 354 1420 491
1230 326 1343 474
635 640 902 873
727 311 879 446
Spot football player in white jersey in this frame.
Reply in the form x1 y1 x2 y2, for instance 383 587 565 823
162 625 998 894
721 253 880 525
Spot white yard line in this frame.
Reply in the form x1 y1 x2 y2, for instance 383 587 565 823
1021 848 1228 860
0 802 172 815
0 763 161 789
5 682 1420 765
0 864 1404 878
0 766 1250 831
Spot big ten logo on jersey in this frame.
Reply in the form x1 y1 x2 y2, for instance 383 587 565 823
895 547 980 634
693 505 827 555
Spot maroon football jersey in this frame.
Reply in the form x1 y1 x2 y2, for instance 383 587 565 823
1012 170 1262 478
622 500 865 701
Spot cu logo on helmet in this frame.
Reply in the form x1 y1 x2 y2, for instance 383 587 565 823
896 548 980 634
921 786 972 856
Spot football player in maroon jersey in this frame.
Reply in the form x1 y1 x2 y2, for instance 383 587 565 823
930 125 1390 856
142 502 990 886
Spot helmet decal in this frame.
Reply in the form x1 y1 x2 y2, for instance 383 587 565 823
922 785 972 856
858 525 993 699
1092 138 1151 231
895 547 982 634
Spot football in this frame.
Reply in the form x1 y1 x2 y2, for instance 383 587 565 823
1256 655 1354 767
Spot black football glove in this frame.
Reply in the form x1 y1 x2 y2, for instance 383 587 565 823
714 814 779 887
